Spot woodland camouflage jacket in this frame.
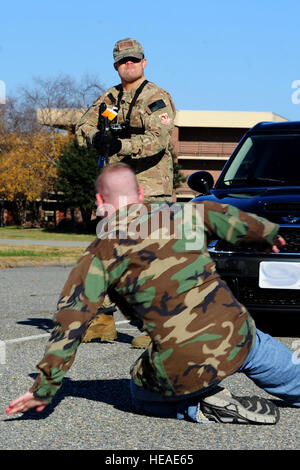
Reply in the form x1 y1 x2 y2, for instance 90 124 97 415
30 201 279 402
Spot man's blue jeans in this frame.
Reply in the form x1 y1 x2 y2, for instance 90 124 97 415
130 329 300 422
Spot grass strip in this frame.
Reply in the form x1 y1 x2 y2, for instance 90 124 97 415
0 244 86 261
0 226 95 242
0 249 63 257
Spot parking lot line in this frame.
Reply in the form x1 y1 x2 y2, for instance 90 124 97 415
2 319 132 345
0 320 134 365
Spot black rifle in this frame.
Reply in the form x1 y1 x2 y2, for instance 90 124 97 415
96 103 134 168
96 81 149 167
96 103 111 168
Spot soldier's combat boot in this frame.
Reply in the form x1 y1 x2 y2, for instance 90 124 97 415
199 386 280 424
131 334 151 349
82 308 117 343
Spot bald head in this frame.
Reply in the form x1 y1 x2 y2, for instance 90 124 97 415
96 163 144 215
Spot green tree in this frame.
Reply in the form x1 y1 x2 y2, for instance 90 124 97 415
171 150 186 190
56 139 99 230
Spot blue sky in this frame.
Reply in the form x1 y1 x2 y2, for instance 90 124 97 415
1 0 300 120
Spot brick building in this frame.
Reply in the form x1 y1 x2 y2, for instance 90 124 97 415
1 108 286 227
37 108 288 203
172 110 287 200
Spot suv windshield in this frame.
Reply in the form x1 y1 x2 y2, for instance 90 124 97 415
218 133 300 188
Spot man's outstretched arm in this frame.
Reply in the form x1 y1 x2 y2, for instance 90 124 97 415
5 249 108 414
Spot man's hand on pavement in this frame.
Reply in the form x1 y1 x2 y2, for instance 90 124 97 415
6 392 48 415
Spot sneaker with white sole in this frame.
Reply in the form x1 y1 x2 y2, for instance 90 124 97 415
200 387 280 424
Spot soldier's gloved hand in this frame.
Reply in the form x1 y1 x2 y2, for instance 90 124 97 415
108 139 122 156
92 131 105 151
93 131 113 146
92 133 121 156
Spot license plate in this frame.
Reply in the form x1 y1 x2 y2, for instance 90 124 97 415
259 261 300 289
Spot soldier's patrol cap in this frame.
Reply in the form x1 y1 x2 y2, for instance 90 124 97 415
113 38 144 64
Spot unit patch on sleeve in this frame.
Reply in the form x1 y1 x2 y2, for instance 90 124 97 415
159 112 172 125
148 99 166 113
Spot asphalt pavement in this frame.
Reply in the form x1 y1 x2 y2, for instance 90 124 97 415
0 265 300 452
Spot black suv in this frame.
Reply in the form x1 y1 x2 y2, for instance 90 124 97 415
188 121 300 313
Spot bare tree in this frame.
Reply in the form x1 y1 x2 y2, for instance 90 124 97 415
0 74 104 136
0 74 105 225
0 73 105 156
22 73 104 109
20 73 105 131
0 95 38 135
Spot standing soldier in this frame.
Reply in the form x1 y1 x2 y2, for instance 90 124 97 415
75 38 176 348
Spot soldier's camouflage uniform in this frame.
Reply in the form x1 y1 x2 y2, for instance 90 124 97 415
29 201 279 402
75 79 176 199
76 79 176 324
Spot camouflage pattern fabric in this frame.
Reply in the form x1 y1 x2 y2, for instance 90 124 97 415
75 80 176 197
113 38 144 63
29 201 279 402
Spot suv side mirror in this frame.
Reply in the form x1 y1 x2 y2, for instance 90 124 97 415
187 171 214 194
